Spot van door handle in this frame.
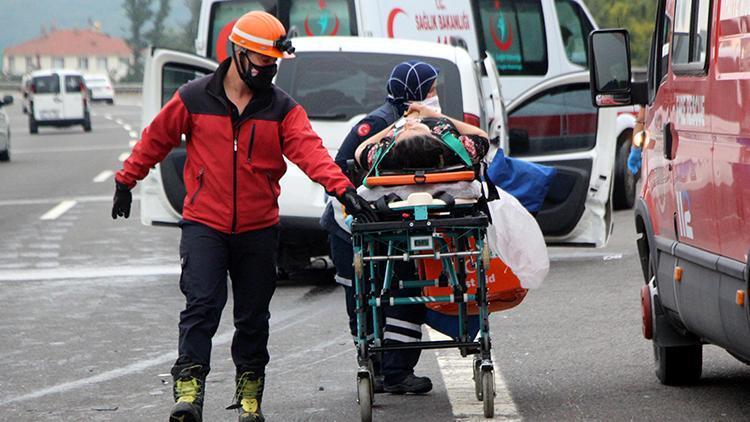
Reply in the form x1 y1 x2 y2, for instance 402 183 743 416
663 122 674 160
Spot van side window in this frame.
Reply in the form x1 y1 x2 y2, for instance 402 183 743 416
672 0 711 72
554 0 593 67
478 0 548 76
507 84 597 157
161 64 210 107
288 0 355 37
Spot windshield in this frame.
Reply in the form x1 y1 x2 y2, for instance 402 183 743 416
207 0 276 61
275 52 464 122
477 0 548 76
32 75 60 94
288 0 355 37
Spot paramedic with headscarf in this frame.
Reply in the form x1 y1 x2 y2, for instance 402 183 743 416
321 61 440 395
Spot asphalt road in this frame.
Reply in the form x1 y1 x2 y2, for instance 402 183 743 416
0 94 748 421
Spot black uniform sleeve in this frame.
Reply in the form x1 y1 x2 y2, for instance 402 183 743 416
334 116 388 172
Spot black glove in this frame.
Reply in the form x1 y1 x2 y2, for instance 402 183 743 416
112 182 132 219
338 188 377 223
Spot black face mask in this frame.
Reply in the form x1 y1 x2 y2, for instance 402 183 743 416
232 46 277 91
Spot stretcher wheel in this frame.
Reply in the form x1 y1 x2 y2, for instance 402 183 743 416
354 253 364 280
482 370 495 418
481 242 491 271
357 375 373 422
473 358 482 401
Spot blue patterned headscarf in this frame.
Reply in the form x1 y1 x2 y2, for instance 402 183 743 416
386 61 440 105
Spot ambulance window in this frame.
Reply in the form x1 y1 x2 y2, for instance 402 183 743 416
672 0 711 71
508 84 598 157
555 0 593 67
275 52 464 121
161 64 210 107
207 0 277 61
287 0 355 37
478 0 548 76
32 75 60 94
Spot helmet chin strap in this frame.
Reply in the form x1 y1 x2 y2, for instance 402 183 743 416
231 44 253 84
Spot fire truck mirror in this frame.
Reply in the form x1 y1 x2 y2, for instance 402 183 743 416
588 29 633 108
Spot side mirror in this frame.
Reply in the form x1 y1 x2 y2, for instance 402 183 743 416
588 29 643 107
0 95 12 106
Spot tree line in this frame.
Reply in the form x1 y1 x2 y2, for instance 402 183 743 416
122 0 200 82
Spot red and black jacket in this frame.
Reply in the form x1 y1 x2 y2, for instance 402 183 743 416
116 59 353 234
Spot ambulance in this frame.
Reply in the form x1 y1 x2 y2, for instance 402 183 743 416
588 0 750 384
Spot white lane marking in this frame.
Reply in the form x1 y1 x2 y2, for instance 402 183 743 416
0 265 180 281
92 170 113 183
0 305 323 406
548 251 629 262
123 124 132 131
129 131 138 139
129 139 137 147
118 152 130 162
115 118 124 125
0 195 139 207
15 145 126 154
429 329 521 421
39 200 77 221
104 114 112 120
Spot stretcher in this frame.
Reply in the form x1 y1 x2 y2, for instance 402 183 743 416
350 171 527 421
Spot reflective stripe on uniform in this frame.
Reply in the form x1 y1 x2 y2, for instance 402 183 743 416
384 331 419 343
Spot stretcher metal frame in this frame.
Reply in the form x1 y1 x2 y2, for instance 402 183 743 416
351 207 497 421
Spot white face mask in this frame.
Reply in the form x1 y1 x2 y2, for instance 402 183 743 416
417 95 441 113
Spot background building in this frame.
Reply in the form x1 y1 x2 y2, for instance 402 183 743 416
2 28 133 81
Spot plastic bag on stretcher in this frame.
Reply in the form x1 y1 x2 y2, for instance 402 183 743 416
418 187 548 315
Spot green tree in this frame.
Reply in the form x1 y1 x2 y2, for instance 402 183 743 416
147 0 172 46
122 0 153 82
586 0 656 67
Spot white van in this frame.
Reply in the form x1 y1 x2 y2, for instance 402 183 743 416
27 69 91 134
137 36 618 271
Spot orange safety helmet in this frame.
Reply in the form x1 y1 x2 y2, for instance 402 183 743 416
228 11 295 59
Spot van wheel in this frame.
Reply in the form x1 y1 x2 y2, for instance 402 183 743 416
83 113 92 132
653 341 702 385
0 149 9 162
29 116 38 134
107 99 114 105
613 132 637 210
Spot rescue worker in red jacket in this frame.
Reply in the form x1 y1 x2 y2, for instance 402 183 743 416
111 11 375 422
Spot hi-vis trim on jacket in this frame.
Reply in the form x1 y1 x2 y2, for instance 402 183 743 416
116 59 352 234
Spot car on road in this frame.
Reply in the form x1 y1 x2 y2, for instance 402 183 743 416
0 94 13 161
83 73 115 104
588 0 750 385
27 69 92 134
136 36 619 273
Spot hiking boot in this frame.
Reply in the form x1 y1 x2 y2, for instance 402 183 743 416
227 371 265 422
384 373 433 394
169 363 206 422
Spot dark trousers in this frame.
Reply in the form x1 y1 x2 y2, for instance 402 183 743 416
175 221 279 376
330 234 425 384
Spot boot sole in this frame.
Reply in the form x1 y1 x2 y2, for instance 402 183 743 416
169 409 201 422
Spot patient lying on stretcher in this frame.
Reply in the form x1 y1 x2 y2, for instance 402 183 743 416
354 102 489 173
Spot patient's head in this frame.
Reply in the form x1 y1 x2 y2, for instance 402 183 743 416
379 132 451 170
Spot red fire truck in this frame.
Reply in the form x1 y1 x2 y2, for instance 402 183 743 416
587 0 750 385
